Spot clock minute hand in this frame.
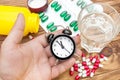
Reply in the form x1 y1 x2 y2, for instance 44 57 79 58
60 41 70 53
64 47 70 54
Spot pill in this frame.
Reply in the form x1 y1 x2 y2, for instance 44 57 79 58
41 15 48 22
95 59 100 63
69 20 77 27
51 1 58 8
89 65 93 69
75 73 82 80
100 54 108 61
78 63 82 67
73 25 79 31
28 35 34 40
81 1 87 9
104 57 108 61
82 61 87 66
82 71 90 77
64 14 71 21
89 56 93 61
78 68 83 72
39 12 45 18
60 11 67 17
74 67 78 71
94 63 103 68
81 53 86 57
100 58 104 62
92 58 96 63
47 22 54 29
86 58 90 62
86 62 91 65
77 0 83 6
50 26 57 32
75 60 80 64
90 69 96 77
69 67 74 76
55 4 62 12
80 66 89 70
90 72 94 77
73 63 78 68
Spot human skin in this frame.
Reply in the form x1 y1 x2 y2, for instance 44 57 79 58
0 14 81 80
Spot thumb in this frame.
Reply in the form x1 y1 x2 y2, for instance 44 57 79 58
5 13 25 44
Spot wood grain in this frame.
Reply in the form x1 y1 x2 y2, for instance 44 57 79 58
0 0 120 80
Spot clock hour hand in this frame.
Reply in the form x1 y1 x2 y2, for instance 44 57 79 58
60 41 65 49
56 41 64 49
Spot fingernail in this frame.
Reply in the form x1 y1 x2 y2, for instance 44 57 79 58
76 34 80 37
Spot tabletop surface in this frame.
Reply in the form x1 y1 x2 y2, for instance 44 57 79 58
0 0 120 80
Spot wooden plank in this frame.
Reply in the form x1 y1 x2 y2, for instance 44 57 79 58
0 0 120 80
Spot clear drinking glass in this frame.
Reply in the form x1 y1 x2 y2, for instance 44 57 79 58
78 3 120 53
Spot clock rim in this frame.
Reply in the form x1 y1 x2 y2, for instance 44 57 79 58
50 34 76 60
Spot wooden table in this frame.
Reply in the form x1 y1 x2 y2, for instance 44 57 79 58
0 0 120 80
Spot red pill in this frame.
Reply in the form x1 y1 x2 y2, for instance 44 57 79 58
75 75 80 80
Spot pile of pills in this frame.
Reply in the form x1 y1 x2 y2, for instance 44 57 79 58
39 0 93 36
69 53 108 80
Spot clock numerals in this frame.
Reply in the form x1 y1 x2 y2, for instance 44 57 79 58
60 37 62 40
54 44 56 47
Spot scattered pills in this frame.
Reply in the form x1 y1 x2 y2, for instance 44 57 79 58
69 53 108 79
69 67 74 76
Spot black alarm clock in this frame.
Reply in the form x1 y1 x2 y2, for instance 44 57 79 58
47 29 76 60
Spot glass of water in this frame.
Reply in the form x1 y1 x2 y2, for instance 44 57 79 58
78 3 120 53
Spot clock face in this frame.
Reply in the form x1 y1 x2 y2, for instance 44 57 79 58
50 34 75 60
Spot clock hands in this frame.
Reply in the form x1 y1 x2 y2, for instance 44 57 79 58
56 41 64 49
60 41 70 54
56 40 71 54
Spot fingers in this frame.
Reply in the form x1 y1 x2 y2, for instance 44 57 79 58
5 13 25 44
51 58 75 79
49 57 56 67
34 30 63 48
45 34 80 57
74 49 82 58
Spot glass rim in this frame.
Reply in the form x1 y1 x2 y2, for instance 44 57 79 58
78 2 120 20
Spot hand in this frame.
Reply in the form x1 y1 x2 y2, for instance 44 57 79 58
0 14 81 80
